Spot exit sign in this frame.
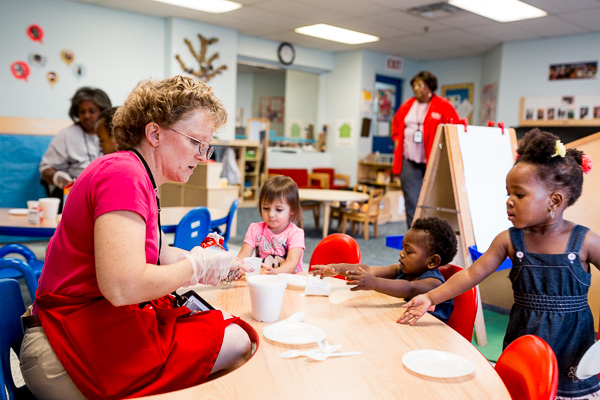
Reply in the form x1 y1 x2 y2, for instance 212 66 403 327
386 57 403 73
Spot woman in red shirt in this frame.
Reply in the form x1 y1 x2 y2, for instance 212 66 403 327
391 71 459 228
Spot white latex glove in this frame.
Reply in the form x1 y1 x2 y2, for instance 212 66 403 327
52 170 73 189
180 247 248 287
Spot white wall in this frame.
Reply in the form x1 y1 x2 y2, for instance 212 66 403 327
285 70 319 138
324 52 363 185
166 18 239 141
419 56 483 125
497 32 600 127
236 72 254 127
252 72 285 135
0 0 165 118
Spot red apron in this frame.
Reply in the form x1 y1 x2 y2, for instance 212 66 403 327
36 293 238 400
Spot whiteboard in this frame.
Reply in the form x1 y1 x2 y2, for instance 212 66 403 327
456 125 515 253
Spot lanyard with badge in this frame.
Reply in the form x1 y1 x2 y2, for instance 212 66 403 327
414 102 430 144
129 148 162 264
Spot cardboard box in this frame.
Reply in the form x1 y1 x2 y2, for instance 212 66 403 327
380 190 405 223
188 162 223 187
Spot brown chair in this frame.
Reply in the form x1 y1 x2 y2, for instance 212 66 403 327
311 168 349 190
339 188 384 240
329 184 368 232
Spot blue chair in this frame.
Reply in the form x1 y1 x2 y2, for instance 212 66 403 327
173 206 211 251
0 278 35 400
0 244 44 280
209 198 239 251
0 259 38 302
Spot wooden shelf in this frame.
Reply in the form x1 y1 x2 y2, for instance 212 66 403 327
519 97 600 127
357 160 401 192
211 119 269 206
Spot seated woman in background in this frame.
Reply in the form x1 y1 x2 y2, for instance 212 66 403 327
39 87 112 206
21 76 253 400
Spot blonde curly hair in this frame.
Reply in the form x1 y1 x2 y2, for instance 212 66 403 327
112 75 227 150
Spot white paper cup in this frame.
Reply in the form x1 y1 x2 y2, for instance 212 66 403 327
243 257 262 277
247 275 287 322
305 275 331 296
38 197 60 221
27 200 39 210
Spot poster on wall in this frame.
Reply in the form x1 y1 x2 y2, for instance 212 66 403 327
480 83 497 123
373 81 397 136
441 83 474 123
549 61 597 80
334 119 354 148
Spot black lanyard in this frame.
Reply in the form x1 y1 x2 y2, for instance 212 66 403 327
130 149 162 264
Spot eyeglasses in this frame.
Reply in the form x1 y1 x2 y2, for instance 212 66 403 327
168 127 214 159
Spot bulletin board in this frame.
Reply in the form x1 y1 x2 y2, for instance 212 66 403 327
441 83 474 123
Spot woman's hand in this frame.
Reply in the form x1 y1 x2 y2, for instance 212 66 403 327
346 267 376 291
225 256 251 281
184 248 251 286
310 264 338 278
397 294 433 325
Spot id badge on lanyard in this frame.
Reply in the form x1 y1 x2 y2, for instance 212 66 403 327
413 129 423 143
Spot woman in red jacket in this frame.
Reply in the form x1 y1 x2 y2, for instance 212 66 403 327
391 71 459 228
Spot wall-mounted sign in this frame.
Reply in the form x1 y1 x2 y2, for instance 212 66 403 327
385 56 403 73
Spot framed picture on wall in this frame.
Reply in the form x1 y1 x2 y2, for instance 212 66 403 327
441 83 474 123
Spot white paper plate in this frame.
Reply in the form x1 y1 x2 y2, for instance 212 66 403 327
8 208 29 216
278 273 307 288
577 340 600 379
263 322 326 345
402 349 475 378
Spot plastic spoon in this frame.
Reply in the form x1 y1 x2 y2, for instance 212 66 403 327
305 351 362 361
279 344 343 359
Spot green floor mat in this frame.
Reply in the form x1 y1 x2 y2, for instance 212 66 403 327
471 308 509 363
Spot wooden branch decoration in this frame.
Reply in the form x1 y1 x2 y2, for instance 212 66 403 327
174 33 227 82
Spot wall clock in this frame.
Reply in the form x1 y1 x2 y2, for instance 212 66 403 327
277 42 296 65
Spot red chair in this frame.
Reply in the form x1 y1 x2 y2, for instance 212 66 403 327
308 233 361 279
438 264 478 342
312 168 350 190
495 335 558 400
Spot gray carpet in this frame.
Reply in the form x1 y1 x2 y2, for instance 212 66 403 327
230 206 408 267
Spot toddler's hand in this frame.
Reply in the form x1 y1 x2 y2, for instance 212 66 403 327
397 294 432 325
346 267 376 291
310 264 337 278
262 262 275 275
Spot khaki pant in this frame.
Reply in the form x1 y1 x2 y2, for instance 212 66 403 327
20 327 86 400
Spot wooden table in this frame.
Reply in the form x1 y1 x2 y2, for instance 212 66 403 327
137 277 510 399
0 207 228 238
298 189 369 238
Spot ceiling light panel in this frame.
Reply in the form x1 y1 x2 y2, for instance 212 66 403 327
295 24 379 45
151 0 242 14
449 0 547 22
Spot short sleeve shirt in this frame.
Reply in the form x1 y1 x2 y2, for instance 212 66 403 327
39 124 101 179
243 221 305 272
395 268 454 323
36 151 158 299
